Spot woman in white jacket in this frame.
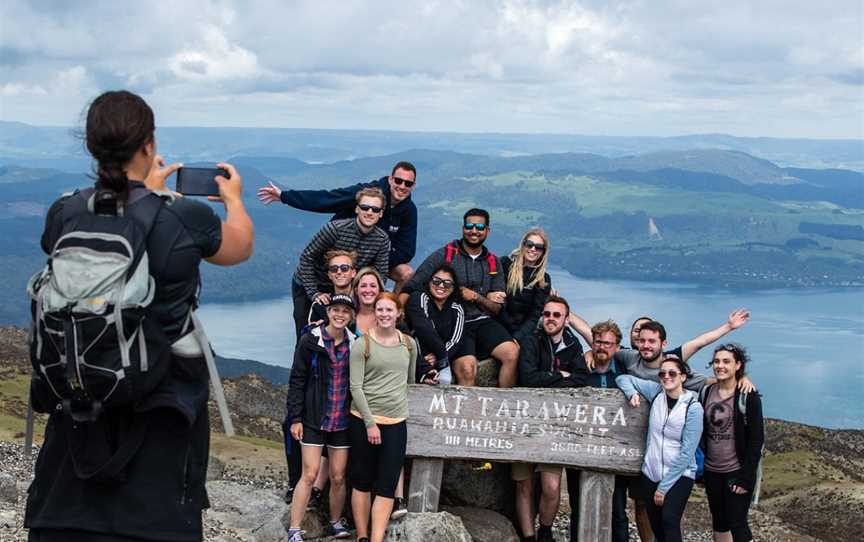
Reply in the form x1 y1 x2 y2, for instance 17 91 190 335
617 356 704 542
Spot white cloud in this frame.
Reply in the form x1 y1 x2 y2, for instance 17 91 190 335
0 0 861 138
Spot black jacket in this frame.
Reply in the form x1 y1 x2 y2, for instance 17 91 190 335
286 326 359 428
518 327 589 388
497 255 551 344
404 290 465 376
699 384 765 491
404 240 504 322
280 176 418 268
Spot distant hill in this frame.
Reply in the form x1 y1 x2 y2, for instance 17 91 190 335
215 354 290 386
0 146 862 324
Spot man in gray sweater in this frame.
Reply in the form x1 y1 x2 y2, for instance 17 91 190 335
402 208 519 387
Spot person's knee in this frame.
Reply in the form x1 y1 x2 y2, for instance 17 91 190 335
330 470 347 488
515 478 533 497
301 465 320 485
541 475 561 497
454 356 477 383
496 342 519 364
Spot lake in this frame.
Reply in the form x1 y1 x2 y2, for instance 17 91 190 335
198 269 864 429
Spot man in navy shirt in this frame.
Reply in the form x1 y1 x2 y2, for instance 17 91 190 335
258 161 418 291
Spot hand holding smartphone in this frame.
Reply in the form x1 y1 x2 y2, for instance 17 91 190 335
176 166 229 197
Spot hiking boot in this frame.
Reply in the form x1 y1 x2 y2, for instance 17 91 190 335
306 487 323 511
329 517 351 539
283 485 295 504
286 528 304 542
390 497 408 520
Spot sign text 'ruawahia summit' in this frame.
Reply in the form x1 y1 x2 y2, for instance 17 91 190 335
406 386 649 474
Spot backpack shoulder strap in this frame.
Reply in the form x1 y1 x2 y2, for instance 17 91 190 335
398 330 415 359
486 251 498 275
444 242 458 264
363 333 371 361
698 384 710 405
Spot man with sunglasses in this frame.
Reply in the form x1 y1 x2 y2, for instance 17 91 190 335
305 249 358 327
259 161 418 291
402 208 520 388
291 187 391 339
515 295 588 542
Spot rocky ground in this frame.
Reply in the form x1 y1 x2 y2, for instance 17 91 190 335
0 326 859 541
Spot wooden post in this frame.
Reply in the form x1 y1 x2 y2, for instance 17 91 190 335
578 471 616 542
407 458 444 512
24 395 34 458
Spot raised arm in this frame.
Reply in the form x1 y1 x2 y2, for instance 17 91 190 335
680 308 750 362
258 179 366 210
403 250 445 296
206 163 254 266
567 311 594 346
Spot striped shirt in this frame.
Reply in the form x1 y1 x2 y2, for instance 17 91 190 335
294 218 390 299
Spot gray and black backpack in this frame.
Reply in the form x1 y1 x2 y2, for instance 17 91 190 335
27 186 172 422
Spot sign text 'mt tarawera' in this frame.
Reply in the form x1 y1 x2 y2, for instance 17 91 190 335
406 386 649 474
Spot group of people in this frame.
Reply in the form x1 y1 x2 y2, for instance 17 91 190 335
23 89 764 542
264 159 765 542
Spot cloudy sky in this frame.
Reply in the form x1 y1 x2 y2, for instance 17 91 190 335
1 0 862 138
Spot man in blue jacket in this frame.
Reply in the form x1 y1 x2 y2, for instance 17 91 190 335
258 161 418 291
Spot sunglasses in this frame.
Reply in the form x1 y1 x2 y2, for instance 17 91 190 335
358 204 382 213
658 370 681 379
543 311 564 318
464 223 487 231
392 176 415 188
328 264 354 273
523 239 546 251
430 277 455 288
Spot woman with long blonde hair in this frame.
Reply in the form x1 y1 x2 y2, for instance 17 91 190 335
498 227 552 344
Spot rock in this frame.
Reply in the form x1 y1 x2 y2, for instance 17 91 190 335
443 506 518 542
280 502 328 539
207 455 226 481
440 460 515 517
205 480 288 541
383 511 472 541
0 472 17 503
0 509 17 528
476 358 500 388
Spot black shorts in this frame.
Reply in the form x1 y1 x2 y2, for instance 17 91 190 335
301 424 351 449
459 318 512 359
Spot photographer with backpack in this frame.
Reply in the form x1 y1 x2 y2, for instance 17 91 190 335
25 90 253 542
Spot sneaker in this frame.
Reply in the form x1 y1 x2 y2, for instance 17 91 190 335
307 487 323 511
329 517 351 539
286 528 304 542
283 485 295 504
390 497 408 520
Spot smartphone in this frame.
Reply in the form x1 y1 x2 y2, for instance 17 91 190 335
175 167 228 196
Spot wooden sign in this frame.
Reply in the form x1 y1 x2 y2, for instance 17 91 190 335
406 385 648 474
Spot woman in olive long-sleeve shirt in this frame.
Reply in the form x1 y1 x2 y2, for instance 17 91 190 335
349 292 417 542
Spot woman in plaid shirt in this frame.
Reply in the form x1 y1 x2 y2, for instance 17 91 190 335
285 294 359 541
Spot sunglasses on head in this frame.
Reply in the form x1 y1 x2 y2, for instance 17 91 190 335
358 204 382 213
430 277 455 288
658 370 680 379
464 223 487 231
523 239 545 251
392 176 415 188
328 264 353 273
543 310 564 318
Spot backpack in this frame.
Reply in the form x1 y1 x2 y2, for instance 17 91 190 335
444 241 498 274
27 187 172 423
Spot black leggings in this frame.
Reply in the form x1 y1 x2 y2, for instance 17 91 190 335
641 474 694 542
348 416 406 499
703 470 753 541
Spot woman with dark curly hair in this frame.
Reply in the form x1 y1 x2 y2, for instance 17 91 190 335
700 344 764 542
